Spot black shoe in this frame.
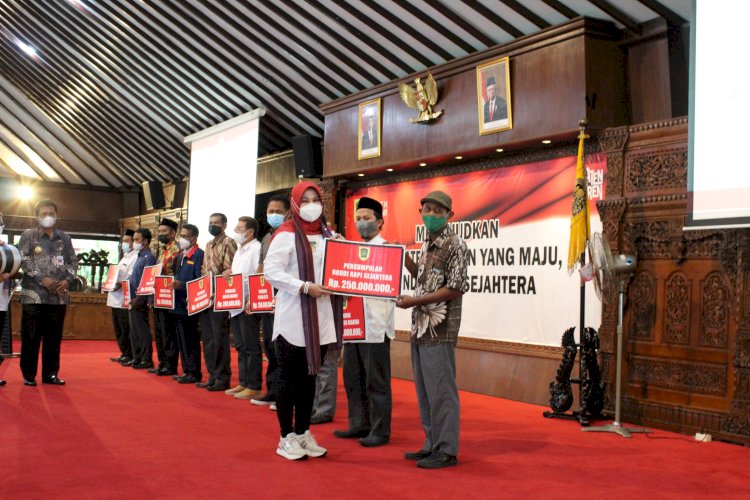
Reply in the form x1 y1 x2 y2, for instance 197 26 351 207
206 383 229 392
334 428 370 439
133 362 154 370
196 381 214 388
404 449 432 461
359 435 389 447
43 375 66 386
24 378 36 386
110 355 124 362
119 357 133 366
178 374 200 384
0 380 6 386
147 367 160 374
310 414 333 425
416 450 457 469
157 368 176 376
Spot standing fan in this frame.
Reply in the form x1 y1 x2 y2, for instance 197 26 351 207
581 232 649 438
0 239 22 365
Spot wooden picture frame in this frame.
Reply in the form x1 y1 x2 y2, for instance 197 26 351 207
477 57 512 135
358 98 381 160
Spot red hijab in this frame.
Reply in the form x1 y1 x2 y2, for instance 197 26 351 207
276 181 325 236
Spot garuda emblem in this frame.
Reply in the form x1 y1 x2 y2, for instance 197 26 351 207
398 73 443 124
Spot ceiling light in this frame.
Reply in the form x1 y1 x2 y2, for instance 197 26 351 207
455 156 463 160
357 173 364 177
386 168 393 172
496 148 504 152
419 162 427 167
16 41 37 57
17 185 34 200
542 140 551 144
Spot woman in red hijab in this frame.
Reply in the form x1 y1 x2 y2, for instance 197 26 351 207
264 181 343 460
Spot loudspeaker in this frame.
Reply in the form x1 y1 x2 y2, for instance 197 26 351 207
292 135 323 178
142 180 166 210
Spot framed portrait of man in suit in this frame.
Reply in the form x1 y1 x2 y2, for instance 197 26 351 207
358 98 381 160
476 57 512 135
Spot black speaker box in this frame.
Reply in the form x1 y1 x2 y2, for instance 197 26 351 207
142 180 166 210
292 135 323 178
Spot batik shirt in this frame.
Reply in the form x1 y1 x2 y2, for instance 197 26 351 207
158 240 180 276
203 233 237 276
411 225 469 346
18 227 78 305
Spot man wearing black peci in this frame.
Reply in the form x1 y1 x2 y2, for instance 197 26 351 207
150 218 180 376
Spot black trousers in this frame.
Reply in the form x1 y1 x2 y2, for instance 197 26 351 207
154 308 178 371
20 304 66 380
230 314 262 390
175 312 202 380
260 313 279 398
275 335 327 437
128 299 153 365
343 340 392 438
111 307 132 358
201 310 231 387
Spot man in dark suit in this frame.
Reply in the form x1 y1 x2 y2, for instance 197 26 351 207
483 76 507 124
361 108 378 150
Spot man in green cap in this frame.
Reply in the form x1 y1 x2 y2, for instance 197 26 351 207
396 190 468 469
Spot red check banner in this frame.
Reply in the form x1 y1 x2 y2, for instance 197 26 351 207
102 265 119 292
187 274 212 316
136 264 162 295
342 296 366 341
122 281 130 309
214 274 245 311
154 276 175 309
247 274 274 313
322 240 404 299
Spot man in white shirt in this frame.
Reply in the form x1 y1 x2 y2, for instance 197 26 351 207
225 216 263 401
334 197 395 447
107 230 139 365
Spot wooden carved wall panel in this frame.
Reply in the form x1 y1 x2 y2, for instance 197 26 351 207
665 272 690 344
700 272 729 348
598 127 628 198
622 220 671 258
628 356 727 396
631 271 656 341
625 148 687 193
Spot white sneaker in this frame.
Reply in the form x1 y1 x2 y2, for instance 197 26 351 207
276 433 307 461
298 430 327 458
270 403 277 411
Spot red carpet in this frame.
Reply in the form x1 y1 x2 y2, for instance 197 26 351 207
1 340 748 499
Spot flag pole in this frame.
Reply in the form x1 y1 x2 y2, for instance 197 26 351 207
577 119 588 425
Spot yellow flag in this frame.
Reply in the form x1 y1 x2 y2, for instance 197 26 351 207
567 131 590 272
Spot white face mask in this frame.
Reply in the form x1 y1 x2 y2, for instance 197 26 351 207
299 203 322 223
121 242 132 253
179 237 191 250
232 231 248 245
39 216 56 228
133 242 143 252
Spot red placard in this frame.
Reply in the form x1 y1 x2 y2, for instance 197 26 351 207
322 240 404 299
102 265 119 292
136 263 162 295
214 274 245 311
187 274 212 315
247 274 274 313
122 281 131 309
342 296 366 342
154 276 175 309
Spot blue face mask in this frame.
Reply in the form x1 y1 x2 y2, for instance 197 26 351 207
267 213 285 229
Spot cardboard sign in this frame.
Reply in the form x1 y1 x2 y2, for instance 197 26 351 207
122 280 131 309
247 274 275 313
342 296 366 342
154 276 175 309
187 274 212 315
102 264 119 292
322 240 403 299
136 263 162 296
214 273 245 311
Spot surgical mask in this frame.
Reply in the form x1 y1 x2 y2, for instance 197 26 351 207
39 216 56 228
299 203 322 223
208 225 222 237
121 242 132 253
267 213 285 229
158 235 170 245
232 231 248 245
422 215 447 234
179 237 191 250
356 220 379 240
133 242 143 252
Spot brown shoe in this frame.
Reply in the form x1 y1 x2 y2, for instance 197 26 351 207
225 385 246 395
234 388 263 400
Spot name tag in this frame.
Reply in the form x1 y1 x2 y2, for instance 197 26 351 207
187 260 194 265
55 256 65 267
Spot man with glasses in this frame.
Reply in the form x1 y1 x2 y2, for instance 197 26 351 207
396 191 469 470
